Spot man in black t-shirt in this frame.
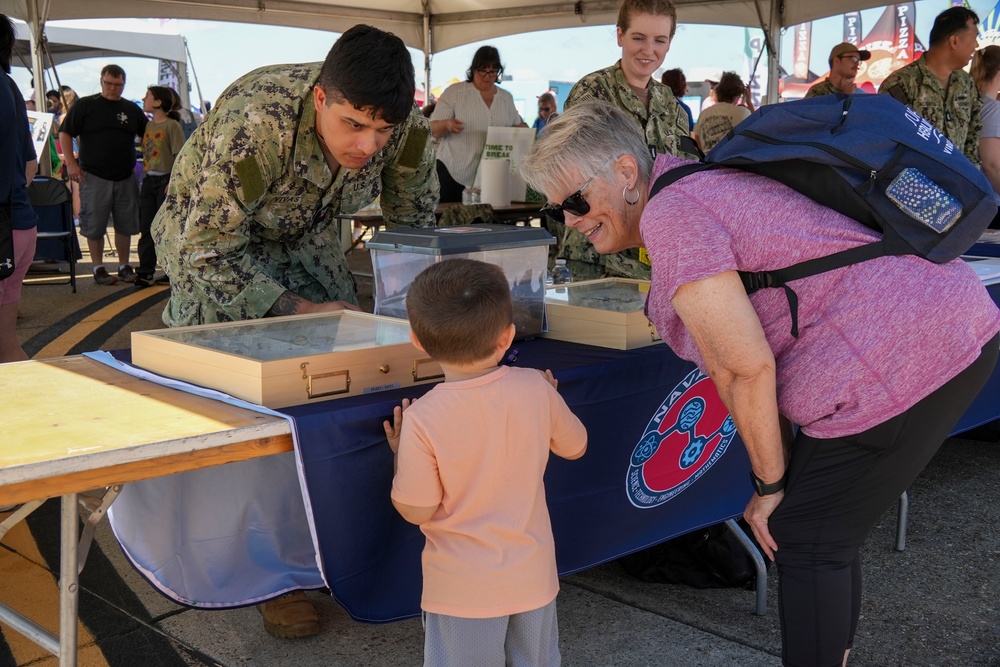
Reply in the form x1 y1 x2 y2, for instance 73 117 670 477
59 64 147 285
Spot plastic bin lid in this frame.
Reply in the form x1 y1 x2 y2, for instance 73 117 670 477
367 224 555 254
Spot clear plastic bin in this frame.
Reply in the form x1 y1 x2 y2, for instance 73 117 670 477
367 225 554 338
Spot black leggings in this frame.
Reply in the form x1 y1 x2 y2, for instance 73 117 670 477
769 334 999 667
436 160 465 204
137 173 169 277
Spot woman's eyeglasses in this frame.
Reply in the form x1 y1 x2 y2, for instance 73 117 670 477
476 68 500 78
540 177 594 224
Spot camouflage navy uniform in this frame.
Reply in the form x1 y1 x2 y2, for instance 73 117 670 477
804 79 841 98
153 63 438 327
551 61 700 282
879 55 982 166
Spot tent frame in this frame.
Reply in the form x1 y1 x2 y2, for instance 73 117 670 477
1 0 895 107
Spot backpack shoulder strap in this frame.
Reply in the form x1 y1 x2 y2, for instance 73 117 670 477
740 241 885 338
649 161 722 200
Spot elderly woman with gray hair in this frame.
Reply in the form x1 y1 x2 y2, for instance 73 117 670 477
521 100 1000 667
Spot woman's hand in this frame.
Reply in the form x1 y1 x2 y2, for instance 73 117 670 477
430 118 463 139
744 491 783 561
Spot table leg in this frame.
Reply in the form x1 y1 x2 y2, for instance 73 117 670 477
59 493 80 667
0 491 116 666
0 499 61 656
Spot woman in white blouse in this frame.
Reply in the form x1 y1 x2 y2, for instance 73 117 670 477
972 45 1000 210
430 46 526 202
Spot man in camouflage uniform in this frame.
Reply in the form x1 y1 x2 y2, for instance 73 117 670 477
153 26 438 327
805 43 872 98
879 6 982 166
149 25 438 640
550 61 700 281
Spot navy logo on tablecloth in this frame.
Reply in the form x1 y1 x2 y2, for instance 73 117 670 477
626 368 736 508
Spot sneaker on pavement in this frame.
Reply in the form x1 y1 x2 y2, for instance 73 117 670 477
93 267 118 285
258 591 320 639
134 274 153 289
118 265 138 283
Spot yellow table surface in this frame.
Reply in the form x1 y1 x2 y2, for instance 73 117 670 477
0 356 292 505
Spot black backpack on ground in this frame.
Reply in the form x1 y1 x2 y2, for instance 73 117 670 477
618 519 765 589
651 94 998 337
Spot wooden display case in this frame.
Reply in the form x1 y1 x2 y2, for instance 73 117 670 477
542 278 661 350
131 311 443 408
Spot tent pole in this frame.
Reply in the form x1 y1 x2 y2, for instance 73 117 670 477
185 39 207 115
423 0 431 105
766 0 781 105
26 0 52 176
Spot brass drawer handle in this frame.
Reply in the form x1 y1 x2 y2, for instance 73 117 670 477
412 358 444 382
300 362 351 399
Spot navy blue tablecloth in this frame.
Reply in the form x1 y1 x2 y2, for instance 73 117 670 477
284 338 750 622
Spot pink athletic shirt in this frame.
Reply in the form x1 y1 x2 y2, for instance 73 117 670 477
642 154 1000 439
392 365 587 618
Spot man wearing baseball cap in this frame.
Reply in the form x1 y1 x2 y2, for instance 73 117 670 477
804 42 871 98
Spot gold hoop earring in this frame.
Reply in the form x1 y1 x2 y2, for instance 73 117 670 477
623 184 640 206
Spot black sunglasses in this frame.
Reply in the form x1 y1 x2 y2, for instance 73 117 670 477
540 176 594 224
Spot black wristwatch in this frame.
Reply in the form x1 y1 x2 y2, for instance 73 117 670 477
749 470 786 496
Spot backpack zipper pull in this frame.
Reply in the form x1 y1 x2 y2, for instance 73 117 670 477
859 170 877 195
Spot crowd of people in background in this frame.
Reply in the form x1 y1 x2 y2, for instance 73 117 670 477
12 56 206 290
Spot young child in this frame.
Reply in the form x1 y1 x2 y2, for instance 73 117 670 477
136 85 184 288
384 258 587 667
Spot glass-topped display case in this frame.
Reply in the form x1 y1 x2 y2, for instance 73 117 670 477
543 279 661 350
131 311 443 408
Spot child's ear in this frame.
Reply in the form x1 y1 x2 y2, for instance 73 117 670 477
498 323 516 351
409 329 427 353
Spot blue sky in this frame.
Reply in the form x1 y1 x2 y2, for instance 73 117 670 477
7 1 990 120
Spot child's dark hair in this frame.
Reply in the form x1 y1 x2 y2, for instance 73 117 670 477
147 85 181 121
407 259 513 365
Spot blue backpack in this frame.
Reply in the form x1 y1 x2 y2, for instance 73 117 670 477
651 93 998 337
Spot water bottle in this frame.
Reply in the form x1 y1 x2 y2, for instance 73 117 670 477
551 259 573 285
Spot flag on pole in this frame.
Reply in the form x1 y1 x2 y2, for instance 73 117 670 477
743 28 767 109
157 60 179 91
844 12 863 45
791 22 813 80
892 3 917 73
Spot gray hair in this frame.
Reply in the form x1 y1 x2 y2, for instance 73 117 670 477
521 100 653 196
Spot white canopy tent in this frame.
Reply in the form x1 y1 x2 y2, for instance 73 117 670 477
1 0 896 107
10 22 193 109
